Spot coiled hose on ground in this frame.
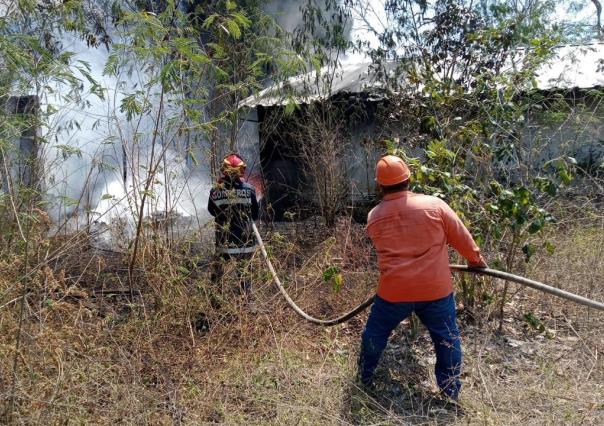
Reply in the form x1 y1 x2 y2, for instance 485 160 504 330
252 223 604 326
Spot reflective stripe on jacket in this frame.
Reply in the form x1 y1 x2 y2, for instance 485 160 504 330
216 246 257 255
208 179 259 254
366 190 483 302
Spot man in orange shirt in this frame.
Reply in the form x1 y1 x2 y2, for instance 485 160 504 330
358 155 487 400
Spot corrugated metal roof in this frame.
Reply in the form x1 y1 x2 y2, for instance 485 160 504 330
240 44 604 108
535 43 604 90
239 61 383 107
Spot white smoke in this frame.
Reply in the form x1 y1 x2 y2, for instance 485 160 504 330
262 0 307 35
42 33 212 239
262 0 353 42
40 0 355 240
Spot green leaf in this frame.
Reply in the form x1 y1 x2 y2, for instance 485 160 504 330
528 218 544 234
225 19 241 39
202 14 219 29
522 243 536 262
225 0 237 11
323 266 340 282
514 187 531 205
103 53 120 76
120 94 143 121
558 169 573 185
284 99 297 115
59 195 80 207
332 273 344 293
55 144 82 159
543 241 555 255
323 266 344 293
524 312 545 332
77 65 106 100
141 189 156 199
231 12 252 28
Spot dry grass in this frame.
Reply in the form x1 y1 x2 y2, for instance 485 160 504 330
0 214 603 424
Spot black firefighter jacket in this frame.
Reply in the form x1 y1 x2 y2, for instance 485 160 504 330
208 178 259 256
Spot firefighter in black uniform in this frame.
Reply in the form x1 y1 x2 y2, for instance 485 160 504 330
208 153 259 299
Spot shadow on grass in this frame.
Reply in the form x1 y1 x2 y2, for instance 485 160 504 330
341 334 464 425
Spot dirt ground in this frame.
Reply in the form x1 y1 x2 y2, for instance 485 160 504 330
1 219 602 424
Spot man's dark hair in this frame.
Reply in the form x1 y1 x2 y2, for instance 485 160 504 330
381 179 410 194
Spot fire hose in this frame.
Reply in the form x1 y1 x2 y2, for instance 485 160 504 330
252 223 604 326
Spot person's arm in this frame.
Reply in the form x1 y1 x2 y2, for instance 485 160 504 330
208 189 218 217
439 200 487 267
250 187 259 221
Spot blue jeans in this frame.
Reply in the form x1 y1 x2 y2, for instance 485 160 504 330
358 293 462 399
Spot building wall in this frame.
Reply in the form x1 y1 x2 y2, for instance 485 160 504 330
523 95 604 173
257 100 385 220
2 96 41 195
256 91 604 221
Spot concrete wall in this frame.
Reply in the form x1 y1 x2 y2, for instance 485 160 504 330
2 96 41 194
523 96 604 172
255 91 604 221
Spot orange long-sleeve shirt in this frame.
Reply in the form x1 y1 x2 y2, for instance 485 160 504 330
366 190 484 302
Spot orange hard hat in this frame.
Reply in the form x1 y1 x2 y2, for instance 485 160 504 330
375 155 410 186
221 153 246 177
